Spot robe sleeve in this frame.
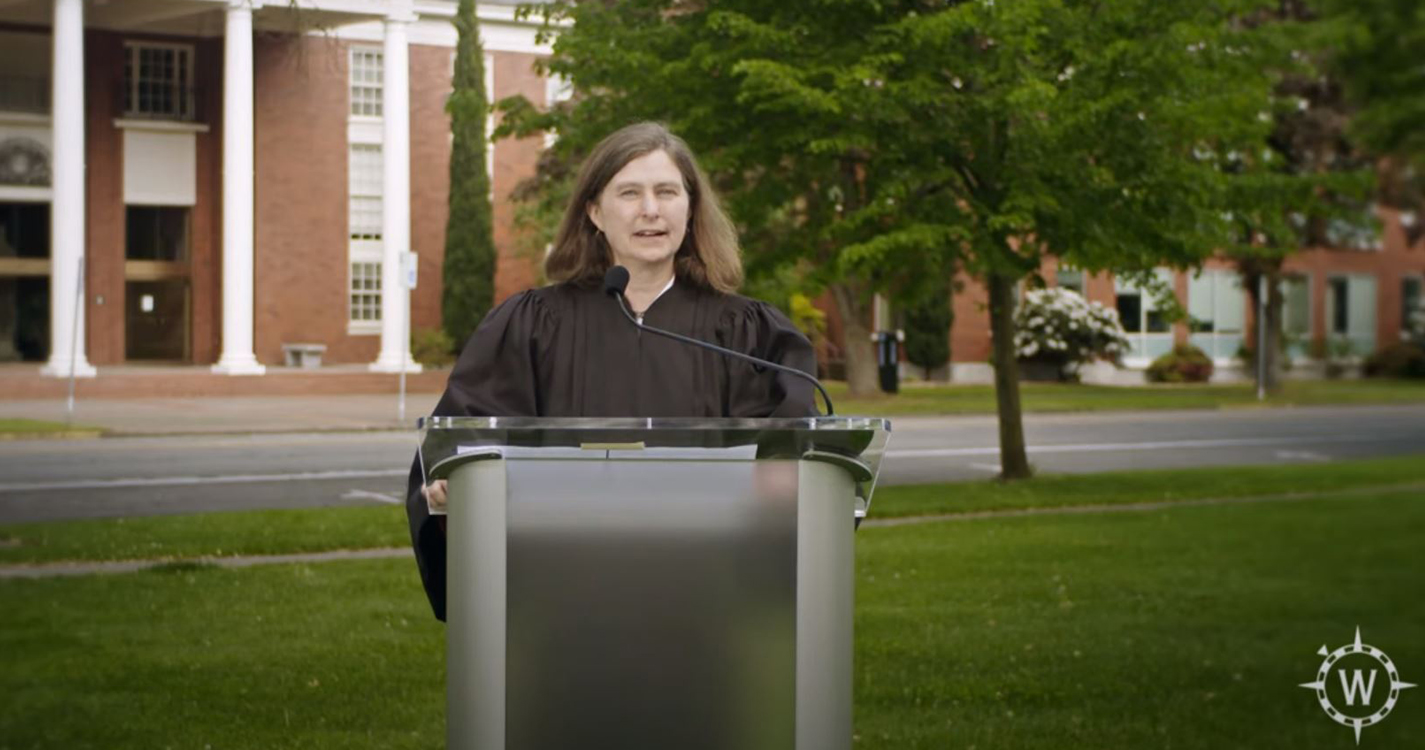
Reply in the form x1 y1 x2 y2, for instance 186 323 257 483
718 300 821 418
405 291 550 621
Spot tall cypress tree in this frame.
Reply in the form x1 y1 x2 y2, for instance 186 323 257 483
442 0 496 347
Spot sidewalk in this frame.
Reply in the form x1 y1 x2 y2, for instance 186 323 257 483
0 392 442 435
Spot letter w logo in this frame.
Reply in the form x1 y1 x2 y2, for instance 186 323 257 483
1338 669 1379 706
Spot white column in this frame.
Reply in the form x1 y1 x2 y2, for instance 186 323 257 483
41 0 96 378
212 0 265 375
370 10 420 373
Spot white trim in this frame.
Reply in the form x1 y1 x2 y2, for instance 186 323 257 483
0 112 50 127
113 118 210 133
319 11 552 54
347 119 382 144
0 185 51 202
485 51 494 189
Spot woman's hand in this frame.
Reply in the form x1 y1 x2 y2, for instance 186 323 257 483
422 479 449 512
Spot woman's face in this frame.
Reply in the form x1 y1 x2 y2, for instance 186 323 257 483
587 149 690 272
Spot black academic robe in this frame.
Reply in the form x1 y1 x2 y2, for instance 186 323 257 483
405 279 819 620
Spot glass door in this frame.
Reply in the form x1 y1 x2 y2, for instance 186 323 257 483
125 206 191 362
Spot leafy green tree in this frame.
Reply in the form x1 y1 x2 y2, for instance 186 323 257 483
500 0 1281 478
1329 0 1425 166
441 0 497 346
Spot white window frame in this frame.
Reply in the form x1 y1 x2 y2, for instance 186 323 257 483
543 71 573 149
485 53 495 190
1401 273 1424 341
1055 263 1085 296
349 46 384 119
1325 273 1378 357
1187 269 1246 363
1115 268 1176 367
1280 272 1313 360
348 260 383 330
347 143 383 334
347 46 385 335
122 41 196 121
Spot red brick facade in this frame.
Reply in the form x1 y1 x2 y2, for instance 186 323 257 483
54 28 549 368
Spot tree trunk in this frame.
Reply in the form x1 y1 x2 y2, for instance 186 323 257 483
829 282 879 397
988 272 1032 480
1246 266 1284 395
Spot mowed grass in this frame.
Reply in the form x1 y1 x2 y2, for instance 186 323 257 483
832 378 1425 416
870 453 1425 519
2 456 1422 565
1 489 1421 748
0 418 103 437
0 505 410 566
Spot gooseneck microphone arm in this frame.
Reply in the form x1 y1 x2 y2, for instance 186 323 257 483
603 267 835 416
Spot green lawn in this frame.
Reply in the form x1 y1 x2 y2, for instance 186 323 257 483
0 505 408 566
832 378 1425 416
3 456 1422 565
2 486 1421 748
0 418 103 438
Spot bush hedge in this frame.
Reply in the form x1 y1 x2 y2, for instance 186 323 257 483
1146 344 1214 383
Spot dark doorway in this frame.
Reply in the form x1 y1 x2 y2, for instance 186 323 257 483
0 202 50 362
125 279 190 361
124 206 191 362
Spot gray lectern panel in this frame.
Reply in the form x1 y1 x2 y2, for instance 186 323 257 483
447 458 508 750
502 457 800 750
795 460 856 750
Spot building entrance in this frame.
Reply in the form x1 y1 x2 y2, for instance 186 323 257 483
125 206 191 362
0 202 49 362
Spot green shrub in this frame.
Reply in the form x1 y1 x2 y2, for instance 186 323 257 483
903 289 953 372
412 327 457 368
1146 344 1214 383
1363 342 1425 379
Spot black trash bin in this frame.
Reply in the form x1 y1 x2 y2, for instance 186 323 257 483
876 331 900 394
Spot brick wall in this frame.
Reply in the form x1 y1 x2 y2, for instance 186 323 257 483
409 43 452 342
252 34 352 366
491 51 547 305
83 30 124 365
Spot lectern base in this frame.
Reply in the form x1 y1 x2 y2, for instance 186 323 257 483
446 454 855 750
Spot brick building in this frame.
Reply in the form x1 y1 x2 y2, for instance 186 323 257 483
0 0 550 376
1 0 1420 386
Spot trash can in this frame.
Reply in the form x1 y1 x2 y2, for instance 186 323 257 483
876 331 901 394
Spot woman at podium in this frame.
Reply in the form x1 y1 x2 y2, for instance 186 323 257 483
407 122 819 620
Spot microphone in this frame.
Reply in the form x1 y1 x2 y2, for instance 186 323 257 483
603 266 835 416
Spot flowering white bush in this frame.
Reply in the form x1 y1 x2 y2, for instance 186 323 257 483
1013 287 1132 369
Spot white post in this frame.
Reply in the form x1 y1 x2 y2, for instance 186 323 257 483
212 0 266 375
370 10 420 373
41 0 96 379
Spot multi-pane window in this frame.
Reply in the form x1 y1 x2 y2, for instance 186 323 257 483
1114 269 1175 361
1326 274 1377 356
1282 274 1311 359
125 207 189 262
349 144 383 241
1402 276 1423 339
1187 269 1245 359
350 48 383 117
349 262 382 322
1055 264 1084 295
123 42 196 121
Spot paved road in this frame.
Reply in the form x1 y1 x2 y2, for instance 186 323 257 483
1 405 1422 523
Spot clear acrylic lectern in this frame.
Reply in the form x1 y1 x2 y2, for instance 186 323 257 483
419 416 890 750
